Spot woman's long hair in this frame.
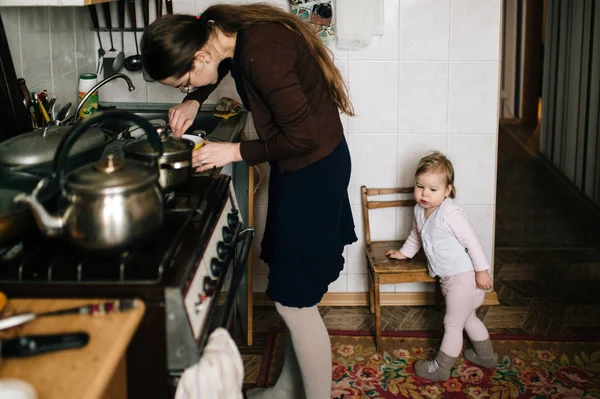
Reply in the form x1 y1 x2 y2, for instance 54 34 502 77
141 3 354 115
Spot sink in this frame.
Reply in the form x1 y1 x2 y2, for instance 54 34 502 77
96 102 247 144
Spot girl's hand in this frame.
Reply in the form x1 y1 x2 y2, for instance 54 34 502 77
168 100 200 137
192 142 242 172
386 249 407 260
475 270 493 291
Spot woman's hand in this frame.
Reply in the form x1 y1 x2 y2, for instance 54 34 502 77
192 142 242 172
386 249 407 260
475 270 493 291
168 100 200 137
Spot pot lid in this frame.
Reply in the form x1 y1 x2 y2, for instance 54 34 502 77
0 126 108 167
65 155 158 194
123 127 193 158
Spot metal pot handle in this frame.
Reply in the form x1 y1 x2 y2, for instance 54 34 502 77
52 110 164 182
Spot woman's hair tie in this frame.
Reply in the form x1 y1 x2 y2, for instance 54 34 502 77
196 13 215 27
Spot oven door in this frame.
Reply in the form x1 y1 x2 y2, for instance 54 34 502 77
197 225 254 356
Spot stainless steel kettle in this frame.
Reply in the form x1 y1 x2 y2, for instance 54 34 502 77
14 111 165 251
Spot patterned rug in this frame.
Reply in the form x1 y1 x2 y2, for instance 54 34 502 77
257 329 600 398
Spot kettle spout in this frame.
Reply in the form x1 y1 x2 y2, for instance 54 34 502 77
13 178 63 237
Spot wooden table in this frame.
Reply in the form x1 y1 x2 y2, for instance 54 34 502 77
0 298 145 399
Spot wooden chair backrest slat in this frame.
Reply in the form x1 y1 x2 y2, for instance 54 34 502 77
361 186 415 246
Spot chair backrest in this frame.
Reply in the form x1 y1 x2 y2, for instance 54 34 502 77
360 186 416 247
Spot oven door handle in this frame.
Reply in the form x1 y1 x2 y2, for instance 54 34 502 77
216 226 255 329
235 227 255 268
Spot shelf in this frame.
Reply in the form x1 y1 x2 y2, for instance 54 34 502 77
0 0 116 6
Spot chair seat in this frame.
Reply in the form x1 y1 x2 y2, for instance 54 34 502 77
365 240 436 282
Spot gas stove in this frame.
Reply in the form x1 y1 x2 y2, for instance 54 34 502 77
0 173 253 398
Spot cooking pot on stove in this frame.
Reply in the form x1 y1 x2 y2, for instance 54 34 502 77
13 111 165 251
0 125 114 175
123 126 194 190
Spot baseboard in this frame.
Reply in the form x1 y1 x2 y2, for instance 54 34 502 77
253 291 500 307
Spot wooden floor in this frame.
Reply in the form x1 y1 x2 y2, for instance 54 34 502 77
237 125 600 385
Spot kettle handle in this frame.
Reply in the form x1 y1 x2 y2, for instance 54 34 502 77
52 110 164 181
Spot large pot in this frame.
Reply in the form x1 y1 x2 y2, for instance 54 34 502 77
123 126 194 190
0 125 115 175
13 111 165 251
0 170 57 248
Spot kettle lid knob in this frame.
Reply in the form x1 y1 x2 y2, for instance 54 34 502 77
94 154 125 174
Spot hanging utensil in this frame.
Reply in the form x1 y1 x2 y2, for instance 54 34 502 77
142 0 150 27
88 5 105 75
165 0 173 14
118 0 126 66
124 0 142 72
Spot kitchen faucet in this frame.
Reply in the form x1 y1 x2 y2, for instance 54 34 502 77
74 73 135 122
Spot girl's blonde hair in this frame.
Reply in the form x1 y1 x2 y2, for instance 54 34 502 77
415 151 456 198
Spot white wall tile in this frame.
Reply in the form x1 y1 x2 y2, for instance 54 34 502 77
398 62 448 134
74 6 97 70
447 134 497 205
396 206 413 242
348 61 398 134
328 275 347 292
348 134 397 205
448 62 500 134
146 81 186 104
1 7 22 77
253 274 268 293
52 70 78 109
348 0 399 61
397 134 447 186
49 7 76 78
450 0 501 61
98 71 147 103
347 274 368 292
19 7 51 88
399 0 450 61
462 204 495 271
205 74 242 104
173 0 197 15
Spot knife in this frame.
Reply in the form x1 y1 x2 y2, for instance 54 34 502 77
165 0 172 14
0 299 141 332
0 332 89 358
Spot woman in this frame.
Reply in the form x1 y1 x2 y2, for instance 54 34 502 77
141 4 357 398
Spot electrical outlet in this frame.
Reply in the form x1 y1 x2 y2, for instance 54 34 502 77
500 90 509 101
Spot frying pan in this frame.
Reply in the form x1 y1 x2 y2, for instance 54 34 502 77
0 170 57 248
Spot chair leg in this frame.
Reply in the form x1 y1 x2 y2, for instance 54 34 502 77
374 273 383 351
367 267 375 314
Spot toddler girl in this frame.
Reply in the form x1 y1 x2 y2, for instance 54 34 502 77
386 151 496 381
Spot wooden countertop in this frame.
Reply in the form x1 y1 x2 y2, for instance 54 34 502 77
0 298 145 399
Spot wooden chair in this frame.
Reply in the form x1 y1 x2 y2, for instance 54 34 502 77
361 186 439 351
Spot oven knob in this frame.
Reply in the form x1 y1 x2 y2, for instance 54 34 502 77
227 209 239 228
222 226 233 243
217 242 228 260
210 258 224 275
203 276 217 297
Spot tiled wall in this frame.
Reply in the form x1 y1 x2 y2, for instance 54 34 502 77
0 6 96 110
1 0 501 295
251 0 502 294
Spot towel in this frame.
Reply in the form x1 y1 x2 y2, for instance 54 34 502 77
336 0 384 49
174 328 244 399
